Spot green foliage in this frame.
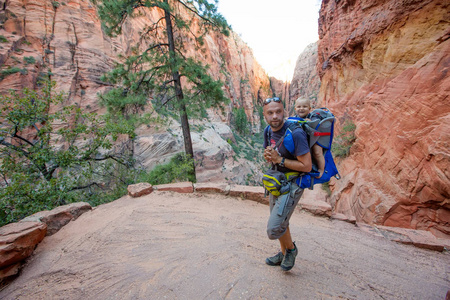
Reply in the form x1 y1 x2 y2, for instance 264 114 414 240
332 119 356 158
52 1 60 8
23 56 36 64
232 107 249 135
0 80 134 226
137 153 195 185
1 67 27 77
97 0 231 183
228 130 265 185
321 181 331 196
0 35 8 43
257 105 265 129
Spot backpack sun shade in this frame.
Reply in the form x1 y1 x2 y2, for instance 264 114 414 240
265 107 341 190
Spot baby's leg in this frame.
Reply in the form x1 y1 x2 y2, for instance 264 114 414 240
312 144 325 178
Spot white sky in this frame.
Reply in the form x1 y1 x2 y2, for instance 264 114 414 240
217 0 321 81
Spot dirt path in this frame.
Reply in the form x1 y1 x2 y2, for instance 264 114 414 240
1 191 449 299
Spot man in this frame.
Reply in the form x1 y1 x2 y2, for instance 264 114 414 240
262 97 312 271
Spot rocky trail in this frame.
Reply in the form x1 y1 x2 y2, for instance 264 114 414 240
0 191 449 299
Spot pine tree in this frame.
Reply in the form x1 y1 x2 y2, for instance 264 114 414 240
97 0 230 181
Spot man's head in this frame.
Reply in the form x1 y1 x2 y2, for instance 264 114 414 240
294 98 311 118
263 97 285 131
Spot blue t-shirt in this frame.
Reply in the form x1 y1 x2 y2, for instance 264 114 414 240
263 122 310 173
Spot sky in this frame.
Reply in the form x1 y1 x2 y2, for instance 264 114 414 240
217 0 322 81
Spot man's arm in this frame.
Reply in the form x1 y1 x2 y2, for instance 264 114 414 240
264 148 312 173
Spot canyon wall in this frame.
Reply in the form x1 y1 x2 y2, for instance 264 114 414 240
0 0 272 183
317 0 449 238
290 42 320 108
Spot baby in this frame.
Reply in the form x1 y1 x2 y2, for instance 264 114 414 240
294 97 325 178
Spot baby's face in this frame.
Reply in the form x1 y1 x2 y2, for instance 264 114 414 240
295 100 311 118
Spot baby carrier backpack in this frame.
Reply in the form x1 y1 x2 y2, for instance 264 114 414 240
266 107 341 190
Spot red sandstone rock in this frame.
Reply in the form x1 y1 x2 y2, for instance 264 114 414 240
0 222 47 269
21 202 92 236
331 212 356 224
377 225 445 252
318 0 450 238
155 182 194 193
0 262 21 280
299 198 332 217
228 185 268 205
127 183 154 198
194 182 229 194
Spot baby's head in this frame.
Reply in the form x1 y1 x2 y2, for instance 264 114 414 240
294 98 311 118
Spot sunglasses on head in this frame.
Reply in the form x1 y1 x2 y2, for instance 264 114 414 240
264 97 281 105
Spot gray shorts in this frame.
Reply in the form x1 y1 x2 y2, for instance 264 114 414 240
267 182 304 240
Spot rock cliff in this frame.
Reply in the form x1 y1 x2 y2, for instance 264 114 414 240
0 0 272 183
317 0 450 238
290 42 320 107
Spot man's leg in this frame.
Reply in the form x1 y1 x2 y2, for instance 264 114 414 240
278 226 294 254
266 183 303 269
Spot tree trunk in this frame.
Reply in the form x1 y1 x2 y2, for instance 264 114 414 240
164 4 196 180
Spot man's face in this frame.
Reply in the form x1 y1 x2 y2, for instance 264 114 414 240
263 102 285 131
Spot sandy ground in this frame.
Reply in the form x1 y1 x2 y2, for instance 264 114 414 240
0 191 449 299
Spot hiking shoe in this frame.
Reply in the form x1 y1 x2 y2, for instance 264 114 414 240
280 243 298 271
265 251 284 266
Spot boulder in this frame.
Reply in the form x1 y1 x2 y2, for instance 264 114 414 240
377 225 446 252
228 185 268 205
331 212 356 224
128 182 154 198
0 222 47 273
194 182 229 194
155 182 194 193
298 198 332 217
22 202 92 236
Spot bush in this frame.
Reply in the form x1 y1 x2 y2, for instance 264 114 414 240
0 35 8 43
0 80 135 226
137 153 195 185
232 107 249 135
23 56 36 64
1 67 24 76
332 119 356 158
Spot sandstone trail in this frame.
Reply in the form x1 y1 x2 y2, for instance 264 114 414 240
0 191 449 299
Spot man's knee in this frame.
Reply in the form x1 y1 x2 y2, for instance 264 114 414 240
267 226 285 240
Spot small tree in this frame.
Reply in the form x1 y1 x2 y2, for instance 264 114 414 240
232 107 249 135
0 80 133 225
97 0 230 181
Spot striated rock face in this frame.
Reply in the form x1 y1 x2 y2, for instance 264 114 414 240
269 77 290 103
0 0 272 184
317 0 450 238
290 42 320 107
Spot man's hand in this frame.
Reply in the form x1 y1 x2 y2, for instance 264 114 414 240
264 146 282 164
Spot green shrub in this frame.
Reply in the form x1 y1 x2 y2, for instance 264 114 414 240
332 119 356 158
232 107 249 135
137 153 195 185
0 80 136 226
1 67 26 76
321 181 332 196
23 56 36 64
0 35 8 43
